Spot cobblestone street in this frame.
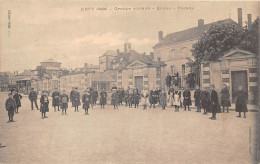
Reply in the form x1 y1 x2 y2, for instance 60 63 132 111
0 92 258 164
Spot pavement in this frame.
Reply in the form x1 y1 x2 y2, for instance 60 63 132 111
0 92 258 164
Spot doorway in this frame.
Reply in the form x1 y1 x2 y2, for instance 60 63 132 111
231 71 248 103
135 76 143 92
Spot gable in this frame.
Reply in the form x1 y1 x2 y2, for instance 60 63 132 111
220 49 255 60
126 60 148 69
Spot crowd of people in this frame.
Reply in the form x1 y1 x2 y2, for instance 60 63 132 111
5 84 249 123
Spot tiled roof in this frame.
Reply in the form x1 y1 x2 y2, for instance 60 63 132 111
153 18 236 48
41 58 61 63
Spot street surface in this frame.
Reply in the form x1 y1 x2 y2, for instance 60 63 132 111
0 92 258 164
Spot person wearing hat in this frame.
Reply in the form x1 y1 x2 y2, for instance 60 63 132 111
40 91 49 119
100 88 107 109
51 88 60 112
70 87 81 112
220 84 231 113
128 88 134 108
29 88 39 110
70 87 75 107
82 88 91 114
13 90 22 113
183 88 191 111
209 85 220 120
125 87 130 107
194 85 202 112
133 87 140 108
60 90 69 115
200 87 210 114
92 89 98 106
5 93 17 123
235 85 248 118
159 88 167 110
111 88 119 110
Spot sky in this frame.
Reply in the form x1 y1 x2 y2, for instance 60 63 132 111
0 1 259 73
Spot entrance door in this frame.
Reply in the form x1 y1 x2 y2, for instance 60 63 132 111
231 71 248 102
135 76 143 92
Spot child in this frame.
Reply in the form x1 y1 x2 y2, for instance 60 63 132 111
13 90 22 113
173 90 181 112
82 89 91 115
141 88 149 110
51 88 60 112
100 88 107 109
5 93 16 123
160 88 167 110
60 90 69 115
194 85 201 112
40 91 49 119
111 89 119 110
235 85 248 118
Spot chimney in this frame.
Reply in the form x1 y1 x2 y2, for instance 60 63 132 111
150 52 154 60
124 43 131 53
158 31 163 41
247 14 252 28
198 19 204 28
238 8 242 27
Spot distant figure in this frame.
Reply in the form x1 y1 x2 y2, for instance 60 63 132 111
150 89 157 108
5 93 16 123
60 90 69 115
13 90 22 113
220 84 231 113
92 89 98 105
194 85 201 112
29 88 39 110
173 90 181 112
125 87 130 107
82 89 91 115
52 88 60 112
160 88 167 110
183 88 191 111
100 88 107 109
166 73 172 88
111 89 119 110
133 87 140 108
40 91 49 119
168 86 175 107
141 88 149 110
200 88 210 114
235 85 248 118
128 89 133 108
209 85 220 120
119 88 125 106
70 87 81 112
70 87 75 107
155 87 161 106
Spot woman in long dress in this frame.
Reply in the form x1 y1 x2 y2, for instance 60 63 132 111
173 90 181 112
141 88 149 110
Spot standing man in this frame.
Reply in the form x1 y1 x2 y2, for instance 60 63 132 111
111 89 119 110
133 87 140 108
29 88 39 110
183 88 191 111
40 91 49 119
209 85 220 120
13 90 22 113
92 89 98 106
100 88 107 109
125 87 130 107
166 73 172 89
71 87 81 112
194 85 202 112
51 88 60 112
119 88 125 106
60 90 69 115
5 93 16 123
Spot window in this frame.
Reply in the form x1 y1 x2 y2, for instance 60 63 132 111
118 82 122 86
222 78 230 83
203 79 210 83
156 80 161 85
203 71 210 75
182 64 185 75
144 81 148 85
156 67 161 78
144 74 148 78
249 77 258 82
249 68 257 73
250 86 258 91
222 70 229 74
203 63 210 67
171 65 175 75
128 81 133 85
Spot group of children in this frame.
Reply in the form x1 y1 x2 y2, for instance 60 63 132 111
5 84 248 122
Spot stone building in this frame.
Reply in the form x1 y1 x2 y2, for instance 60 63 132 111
200 48 258 104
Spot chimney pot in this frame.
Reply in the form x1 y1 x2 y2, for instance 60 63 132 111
198 19 204 28
158 31 163 41
238 8 242 27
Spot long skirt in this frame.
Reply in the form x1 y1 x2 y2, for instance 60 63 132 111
60 103 68 109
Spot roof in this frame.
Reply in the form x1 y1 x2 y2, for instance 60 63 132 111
153 18 237 49
100 50 117 58
91 72 114 82
41 58 61 63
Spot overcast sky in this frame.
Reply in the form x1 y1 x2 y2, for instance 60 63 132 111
0 1 259 73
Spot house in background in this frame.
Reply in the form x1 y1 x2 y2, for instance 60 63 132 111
201 48 258 104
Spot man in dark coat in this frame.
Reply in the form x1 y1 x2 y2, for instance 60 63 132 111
40 91 49 119
128 89 134 108
235 85 248 118
133 87 140 108
13 90 22 113
82 89 91 115
201 88 210 114
70 87 81 112
60 90 69 115
29 88 39 110
166 73 172 88
5 93 17 123
100 88 107 109
125 87 130 106
111 89 119 110
209 85 220 120
51 88 60 112
155 87 161 106
92 89 98 105
183 89 191 111
150 89 157 108
119 88 125 106
194 85 201 112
